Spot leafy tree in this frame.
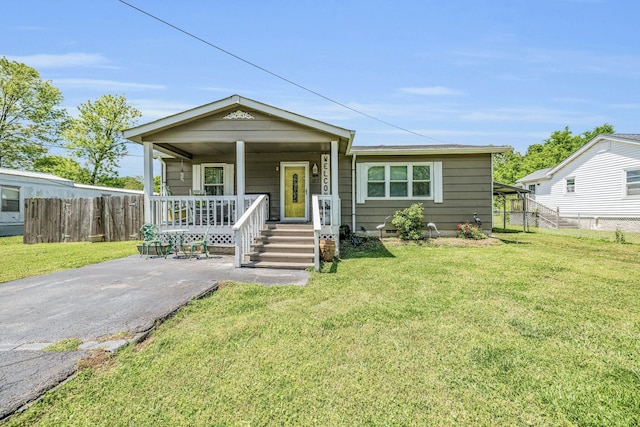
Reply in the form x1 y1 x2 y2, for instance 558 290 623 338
0 57 68 169
33 155 91 183
63 94 141 185
493 124 614 184
100 175 144 190
493 148 523 184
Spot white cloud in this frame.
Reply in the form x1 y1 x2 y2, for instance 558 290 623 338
459 106 608 125
129 99 197 121
496 73 540 82
450 47 640 78
55 79 166 91
552 97 592 105
7 53 111 68
400 86 463 96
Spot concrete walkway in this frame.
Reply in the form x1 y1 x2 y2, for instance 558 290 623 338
0 254 308 420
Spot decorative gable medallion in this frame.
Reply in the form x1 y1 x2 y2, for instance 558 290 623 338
222 110 255 120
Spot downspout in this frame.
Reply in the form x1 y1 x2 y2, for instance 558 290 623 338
351 153 356 231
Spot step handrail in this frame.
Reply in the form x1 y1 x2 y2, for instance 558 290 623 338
527 197 561 228
233 194 268 267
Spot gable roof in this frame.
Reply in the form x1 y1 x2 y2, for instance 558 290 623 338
516 134 640 184
123 94 356 145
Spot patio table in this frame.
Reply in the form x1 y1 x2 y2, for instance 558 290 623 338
160 229 189 256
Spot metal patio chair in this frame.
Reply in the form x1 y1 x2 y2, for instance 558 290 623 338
140 223 168 258
187 223 212 259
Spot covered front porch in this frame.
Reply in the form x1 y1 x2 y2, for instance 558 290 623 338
123 95 355 270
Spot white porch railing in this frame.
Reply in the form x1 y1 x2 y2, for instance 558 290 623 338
312 195 322 272
312 194 340 271
317 195 335 226
232 194 269 267
150 195 262 228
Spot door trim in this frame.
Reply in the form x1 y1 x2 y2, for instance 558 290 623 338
280 162 309 221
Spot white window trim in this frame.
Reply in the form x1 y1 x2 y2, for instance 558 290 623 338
0 185 21 213
195 163 235 196
624 168 640 197
356 161 443 203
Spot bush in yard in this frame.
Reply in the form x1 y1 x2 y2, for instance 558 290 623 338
457 222 487 240
392 203 424 241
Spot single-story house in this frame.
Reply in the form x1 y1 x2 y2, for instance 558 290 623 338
0 168 143 236
123 95 508 270
516 134 640 218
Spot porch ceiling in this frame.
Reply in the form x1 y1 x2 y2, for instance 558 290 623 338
154 140 338 158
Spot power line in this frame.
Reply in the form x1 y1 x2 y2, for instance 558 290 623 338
115 0 451 144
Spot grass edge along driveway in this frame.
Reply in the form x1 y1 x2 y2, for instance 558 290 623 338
3 232 639 426
0 236 139 284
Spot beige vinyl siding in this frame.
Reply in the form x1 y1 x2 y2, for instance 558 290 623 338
338 155 353 228
166 147 495 234
352 154 493 235
166 151 334 221
144 110 334 144
164 160 194 195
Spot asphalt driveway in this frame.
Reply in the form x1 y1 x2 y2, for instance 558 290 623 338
0 254 308 420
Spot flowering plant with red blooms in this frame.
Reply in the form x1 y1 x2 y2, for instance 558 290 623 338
457 222 486 240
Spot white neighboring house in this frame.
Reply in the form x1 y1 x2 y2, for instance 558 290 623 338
0 168 143 236
516 134 640 219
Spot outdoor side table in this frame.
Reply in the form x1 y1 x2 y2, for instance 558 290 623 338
161 229 189 257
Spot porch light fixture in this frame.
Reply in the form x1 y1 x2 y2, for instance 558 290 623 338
312 163 319 176
180 159 185 182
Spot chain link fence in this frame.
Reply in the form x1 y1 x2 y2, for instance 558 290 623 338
494 212 640 244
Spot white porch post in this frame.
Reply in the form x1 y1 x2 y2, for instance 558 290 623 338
236 140 246 219
331 140 339 226
143 141 154 223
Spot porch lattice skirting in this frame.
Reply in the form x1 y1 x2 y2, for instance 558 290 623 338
160 233 235 246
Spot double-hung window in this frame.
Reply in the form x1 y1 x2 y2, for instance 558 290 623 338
204 165 225 195
367 166 386 197
359 162 440 202
194 163 234 196
626 170 640 196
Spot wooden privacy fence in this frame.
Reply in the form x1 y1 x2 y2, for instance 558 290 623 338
23 195 144 244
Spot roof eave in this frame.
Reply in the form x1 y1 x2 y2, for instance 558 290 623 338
347 146 510 156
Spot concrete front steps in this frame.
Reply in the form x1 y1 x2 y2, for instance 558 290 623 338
242 223 314 270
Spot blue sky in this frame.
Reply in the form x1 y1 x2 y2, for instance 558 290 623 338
2 0 639 176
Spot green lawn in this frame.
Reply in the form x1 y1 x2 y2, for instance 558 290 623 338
3 232 639 426
0 236 139 284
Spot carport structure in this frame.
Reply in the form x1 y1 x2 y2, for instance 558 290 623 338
493 181 531 231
